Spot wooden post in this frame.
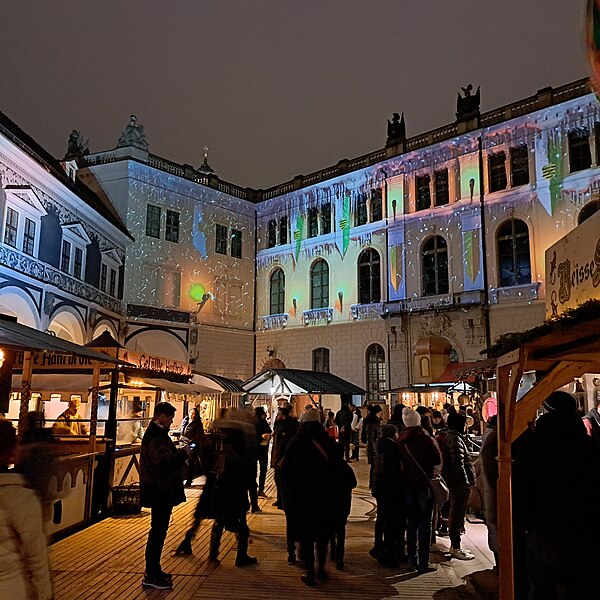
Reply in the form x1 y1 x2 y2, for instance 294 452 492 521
88 361 101 453
18 351 33 435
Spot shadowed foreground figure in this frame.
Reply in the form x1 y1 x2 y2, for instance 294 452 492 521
281 410 345 586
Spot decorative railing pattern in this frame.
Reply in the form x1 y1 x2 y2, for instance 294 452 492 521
302 307 333 326
489 282 540 304
350 303 384 320
0 244 124 313
259 313 289 330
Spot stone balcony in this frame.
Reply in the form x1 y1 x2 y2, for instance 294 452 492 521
302 307 333 326
489 282 540 304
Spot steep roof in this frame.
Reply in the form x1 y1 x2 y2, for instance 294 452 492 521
0 110 132 239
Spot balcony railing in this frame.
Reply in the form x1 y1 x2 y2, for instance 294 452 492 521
489 282 540 304
0 244 124 314
302 308 333 326
259 313 289 331
350 302 384 320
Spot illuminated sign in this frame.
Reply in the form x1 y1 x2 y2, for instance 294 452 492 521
545 210 600 318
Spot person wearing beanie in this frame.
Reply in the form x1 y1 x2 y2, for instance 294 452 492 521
397 407 442 573
440 410 476 561
362 404 383 487
388 403 406 432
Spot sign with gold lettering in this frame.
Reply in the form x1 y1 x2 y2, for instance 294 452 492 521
120 350 191 376
545 210 600 318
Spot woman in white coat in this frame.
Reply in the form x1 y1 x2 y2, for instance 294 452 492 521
0 420 52 600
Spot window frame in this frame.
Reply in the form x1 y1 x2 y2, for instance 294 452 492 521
510 145 530 187
496 218 531 288
308 207 319 238
358 248 381 304
312 347 330 373
267 220 277 248
165 209 180 243
366 343 386 403
215 224 228 255
145 204 161 238
269 268 285 315
3 206 19 247
310 259 329 309
321 203 332 234
370 189 383 222
231 228 242 258
279 216 288 245
488 151 507 192
422 235 449 296
415 174 431 211
354 194 368 226
568 128 592 173
434 169 449 206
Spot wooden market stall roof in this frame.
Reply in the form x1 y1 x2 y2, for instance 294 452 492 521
493 303 600 600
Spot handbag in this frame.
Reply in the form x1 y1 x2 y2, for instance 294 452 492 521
402 443 450 505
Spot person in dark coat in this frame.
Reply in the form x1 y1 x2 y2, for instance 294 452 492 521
478 415 498 566
441 411 476 561
329 458 357 570
335 402 354 461
280 410 344 586
254 406 272 497
140 402 190 590
522 391 600 599
397 408 441 574
180 407 205 487
208 416 258 567
270 405 299 509
370 424 407 567
362 404 383 487
388 403 406 432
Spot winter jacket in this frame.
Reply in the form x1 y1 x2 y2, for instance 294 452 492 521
440 429 475 489
139 420 188 508
0 472 52 600
362 414 382 464
270 416 299 467
180 418 204 444
397 426 442 493
371 436 404 499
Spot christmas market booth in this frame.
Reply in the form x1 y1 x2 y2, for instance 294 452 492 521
242 368 366 421
191 371 246 425
493 209 600 600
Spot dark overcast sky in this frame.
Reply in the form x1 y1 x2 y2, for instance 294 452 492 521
1 1 590 189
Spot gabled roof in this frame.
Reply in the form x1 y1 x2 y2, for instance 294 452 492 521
192 371 245 393
243 368 366 396
0 110 132 239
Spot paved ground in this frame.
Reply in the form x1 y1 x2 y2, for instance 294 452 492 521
50 454 499 600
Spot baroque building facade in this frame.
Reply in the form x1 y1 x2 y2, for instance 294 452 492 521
2 78 600 398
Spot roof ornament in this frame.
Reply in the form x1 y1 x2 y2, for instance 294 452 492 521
198 146 215 175
386 112 406 146
456 84 481 119
116 115 149 151
65 130 89 159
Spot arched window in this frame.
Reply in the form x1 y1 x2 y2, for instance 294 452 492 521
310 259 329 309
578 200 600 225
497 218 531 287
269 268 285 315
366 344 386 403
358 248 381 304
312 347 330 372
422 236 449 296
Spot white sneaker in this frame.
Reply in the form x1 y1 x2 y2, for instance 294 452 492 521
450 547 475 560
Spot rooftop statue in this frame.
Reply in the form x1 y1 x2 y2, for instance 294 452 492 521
116 114 149 151
456 84 481 118
386 112 406 145
198 146 215 176
65 129 89 158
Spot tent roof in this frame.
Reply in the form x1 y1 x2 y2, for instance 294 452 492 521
0 315 121 364
192 372 245 393
243 368 366 396
140 377 220 395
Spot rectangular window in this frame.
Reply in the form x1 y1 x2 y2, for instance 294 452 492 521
279 216 288 245
22 218 36 255
434 169 449 206
510 145 530 187
109 269 117 296
354 194 368 226
415 175 431 211
74 247 83 279
371 189 383 222
267 220 277 248
145 205 161 238
321 203 332 234
308 207 319 238
312 347 330 373
489 152 507 192
231 228 242 258
215 224 228 255
4 207 18 247
100 264 107 292
569 129 592 172
165 210 180 243
60 240 71 273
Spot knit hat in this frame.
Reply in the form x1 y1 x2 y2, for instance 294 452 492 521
382 424 398 439
542 391 576 414
402 407 421 427
302 408 321 423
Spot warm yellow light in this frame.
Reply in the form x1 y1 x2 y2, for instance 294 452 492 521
0 349 4 368
128 379 145 387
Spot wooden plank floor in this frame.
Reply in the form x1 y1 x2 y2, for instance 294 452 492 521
50 458 497 600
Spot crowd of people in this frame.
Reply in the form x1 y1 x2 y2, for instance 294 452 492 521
2 388 599 597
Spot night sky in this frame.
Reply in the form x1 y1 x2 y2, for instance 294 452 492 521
1 1 590 189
